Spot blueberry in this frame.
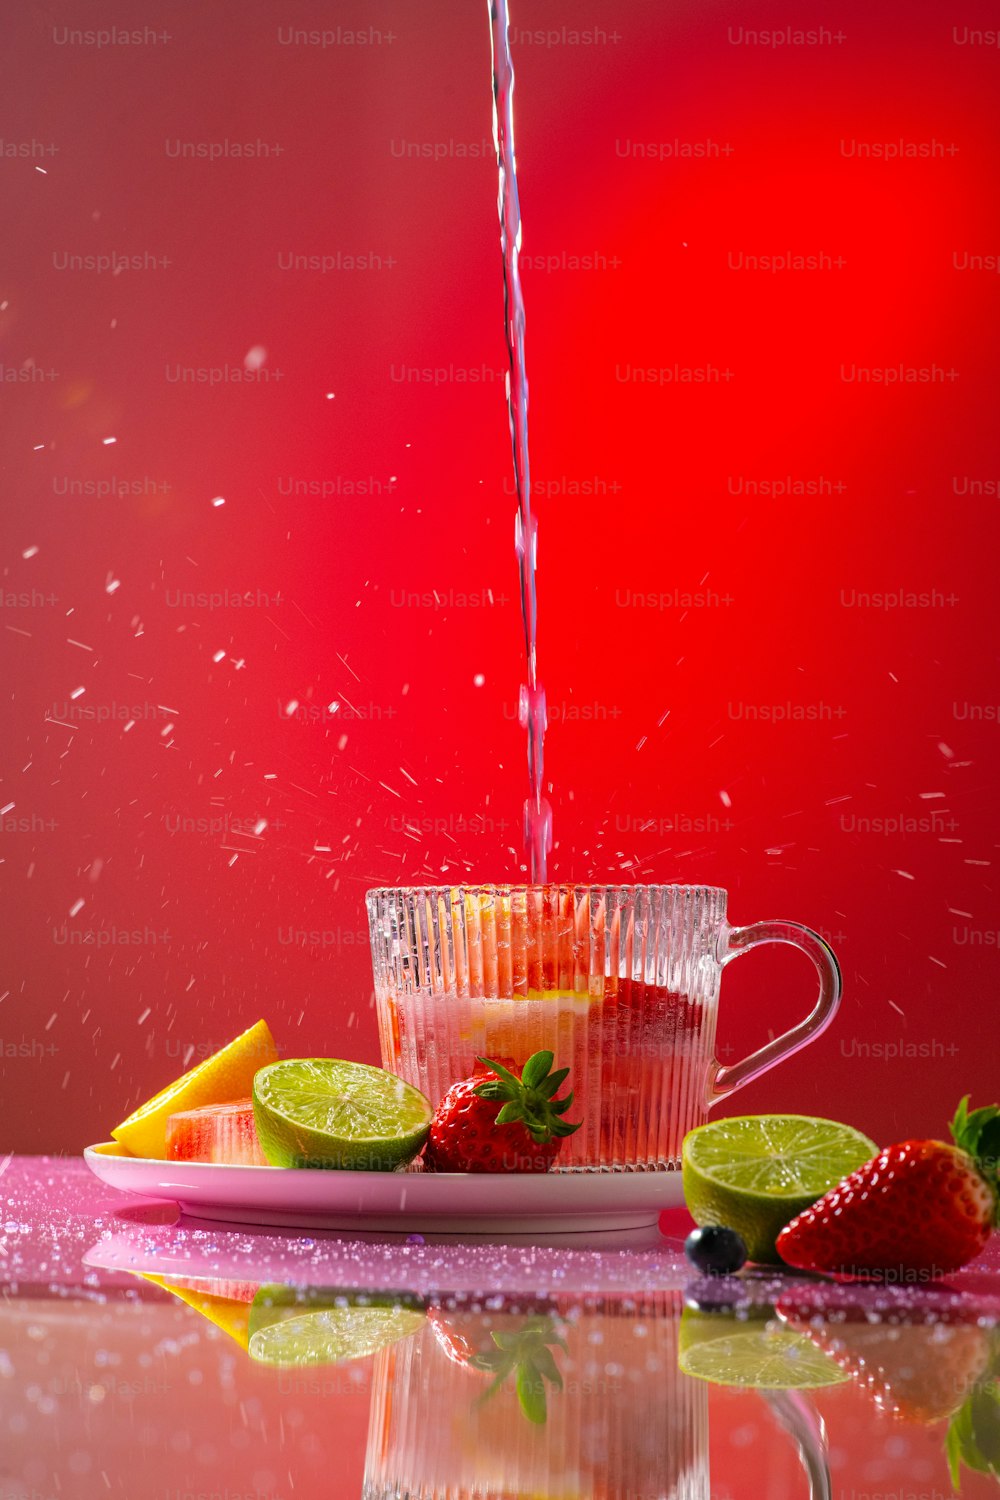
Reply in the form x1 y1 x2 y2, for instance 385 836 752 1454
684 1225 748 1276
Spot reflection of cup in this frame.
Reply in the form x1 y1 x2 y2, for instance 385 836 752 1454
367 885 841 1170
362 1293 708 1499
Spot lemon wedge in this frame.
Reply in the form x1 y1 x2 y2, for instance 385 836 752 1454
111 1019 278 1158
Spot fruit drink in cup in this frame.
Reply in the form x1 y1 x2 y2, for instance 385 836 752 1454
366 885 841 1172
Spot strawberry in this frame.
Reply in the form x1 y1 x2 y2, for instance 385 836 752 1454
423 1050 581 1174
777 1097 1000 1279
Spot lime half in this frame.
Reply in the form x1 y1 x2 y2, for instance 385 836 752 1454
683 1113 876 1263
249 1287 425 1367
252 1058 432 1170
679 1312 848 1390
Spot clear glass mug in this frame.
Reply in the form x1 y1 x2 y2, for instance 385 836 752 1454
366 884 841 1172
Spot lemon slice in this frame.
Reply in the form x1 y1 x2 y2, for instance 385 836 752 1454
111 1019 278 1159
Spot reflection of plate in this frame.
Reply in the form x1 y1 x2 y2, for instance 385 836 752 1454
83 1142 683 1233
83 1224 683 1294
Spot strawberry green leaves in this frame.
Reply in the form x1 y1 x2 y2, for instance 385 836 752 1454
951 1097 1000 1219
473 1050 582 1145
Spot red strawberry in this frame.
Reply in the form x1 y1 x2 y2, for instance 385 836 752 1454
423 1050 582 1174
777 1097 1000 1279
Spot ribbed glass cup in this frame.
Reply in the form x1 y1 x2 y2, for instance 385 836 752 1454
362 1293 707 1500
366 884 841 1173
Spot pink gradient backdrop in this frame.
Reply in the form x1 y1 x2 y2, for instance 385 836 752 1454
2 0 999 1152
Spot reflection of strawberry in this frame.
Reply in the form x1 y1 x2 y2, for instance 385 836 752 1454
471 1317 566 1426
427 1307 496 1371
426 1305 567 1423
426 1300 557 1372
777 1097 1000 1279
423 1051 581 1173
777 1302 991 1423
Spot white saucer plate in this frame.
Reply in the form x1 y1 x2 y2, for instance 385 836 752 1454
83 1142 684 1234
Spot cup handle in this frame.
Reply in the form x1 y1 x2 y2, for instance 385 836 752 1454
708 920 842 1103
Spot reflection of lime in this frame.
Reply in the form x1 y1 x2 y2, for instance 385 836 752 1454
248 1286 425 1367
678 1309 848 1389
252 1058 432 1170
679 1303 773 1358
683 1114 876 1263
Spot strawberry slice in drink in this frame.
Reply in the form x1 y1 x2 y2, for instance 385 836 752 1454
166 1098 267 1165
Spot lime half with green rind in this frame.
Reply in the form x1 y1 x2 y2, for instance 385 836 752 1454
683 1113 877 1263
252 1058 432 1170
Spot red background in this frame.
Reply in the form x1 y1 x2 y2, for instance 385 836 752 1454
2 0 998 1154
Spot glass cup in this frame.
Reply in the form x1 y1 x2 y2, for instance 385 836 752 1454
366 884 841 1172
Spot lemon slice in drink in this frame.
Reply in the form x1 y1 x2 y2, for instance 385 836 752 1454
678 1310 848 1389
111 1019 278 1159
248 1286 425 1367
252 1058 432 1170
682 1114 876 1264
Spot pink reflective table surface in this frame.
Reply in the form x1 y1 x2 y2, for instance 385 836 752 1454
3 1156 1000 1499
